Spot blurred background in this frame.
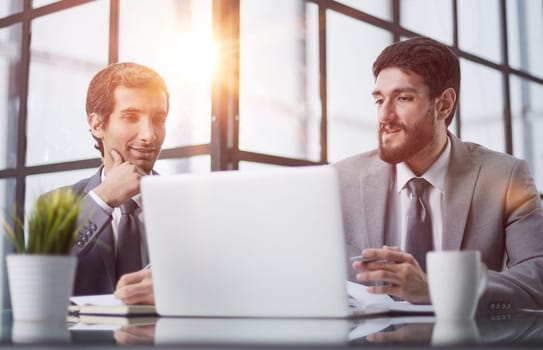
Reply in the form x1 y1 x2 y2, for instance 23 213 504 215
0 0 542 307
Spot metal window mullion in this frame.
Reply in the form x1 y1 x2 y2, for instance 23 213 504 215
109 0 120 64
318 4 328 163
211 0 239 171
499 0 513 155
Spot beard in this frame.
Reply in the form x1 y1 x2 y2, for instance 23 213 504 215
377 108 436 164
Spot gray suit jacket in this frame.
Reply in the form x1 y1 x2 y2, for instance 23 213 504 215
333 133 543 313
68 166 117 295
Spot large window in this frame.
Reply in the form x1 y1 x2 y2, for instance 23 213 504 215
1 0 542 308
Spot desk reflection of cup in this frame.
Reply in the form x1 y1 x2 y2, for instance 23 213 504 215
432 318 480 346
427 251 487 319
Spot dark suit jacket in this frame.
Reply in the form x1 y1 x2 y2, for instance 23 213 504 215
68 166 117 295
333 132 543 313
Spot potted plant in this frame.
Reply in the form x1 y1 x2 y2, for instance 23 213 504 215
1 188 81 323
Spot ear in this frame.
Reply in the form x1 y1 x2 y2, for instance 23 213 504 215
88 113 105 138
435 88 456 121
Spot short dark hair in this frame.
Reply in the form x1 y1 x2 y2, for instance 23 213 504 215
372 37 460 126
86 62 170 156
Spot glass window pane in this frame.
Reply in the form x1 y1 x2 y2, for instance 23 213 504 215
0 1 23 17
458 0 501 63
0 178 16 224
400 0 452 45
239 0 320 161
507 0 543 79
510 75 543 191
336 0 391 20
0 24 21 169
459 59 504 152
27 2 109 166
0 177 15 308
119 0 212 149
327 10 391 162
32 0 59 8
154 155 210 175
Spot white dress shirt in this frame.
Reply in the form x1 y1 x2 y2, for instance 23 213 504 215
395 137 451 251
87 170 150 267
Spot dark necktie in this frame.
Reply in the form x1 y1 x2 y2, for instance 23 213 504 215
116 199 142 279
405 178 433 272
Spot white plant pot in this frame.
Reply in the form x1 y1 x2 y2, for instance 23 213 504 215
7 255 77 322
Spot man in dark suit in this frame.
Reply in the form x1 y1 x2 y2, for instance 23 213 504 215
334 37 543 312
67 62 168 304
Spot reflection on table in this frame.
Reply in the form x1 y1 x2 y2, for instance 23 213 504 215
2 310 543 347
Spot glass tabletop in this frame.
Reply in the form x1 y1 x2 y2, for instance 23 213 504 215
2 310 543 347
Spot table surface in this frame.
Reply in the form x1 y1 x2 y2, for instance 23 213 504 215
2 309 543 348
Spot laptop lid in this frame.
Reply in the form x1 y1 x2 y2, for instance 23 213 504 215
141 165 350 317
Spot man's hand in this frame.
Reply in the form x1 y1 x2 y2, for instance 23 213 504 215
93 150 146 207
114 268 155 305
352 246 431 304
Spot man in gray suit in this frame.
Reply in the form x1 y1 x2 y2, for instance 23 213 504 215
67 62 168 304
334 37 543 312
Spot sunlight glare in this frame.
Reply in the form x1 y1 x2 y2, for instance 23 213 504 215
168 32 217 84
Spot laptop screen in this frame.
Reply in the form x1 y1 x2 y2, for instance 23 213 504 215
141 166 350 317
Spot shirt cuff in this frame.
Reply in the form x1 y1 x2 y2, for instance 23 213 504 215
88 190 114 215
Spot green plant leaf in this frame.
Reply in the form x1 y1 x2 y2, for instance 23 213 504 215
2 188 82 254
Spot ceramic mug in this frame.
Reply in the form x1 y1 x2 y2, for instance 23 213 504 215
427 250 487 319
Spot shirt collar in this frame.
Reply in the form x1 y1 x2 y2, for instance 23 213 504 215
396 136 451 193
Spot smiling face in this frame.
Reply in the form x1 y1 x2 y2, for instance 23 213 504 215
89 86 168 174
372 67 449 174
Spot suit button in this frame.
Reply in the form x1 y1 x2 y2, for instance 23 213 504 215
89 222 97 231
76 241 84 247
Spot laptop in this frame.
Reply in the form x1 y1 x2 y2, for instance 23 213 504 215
141 165 352 318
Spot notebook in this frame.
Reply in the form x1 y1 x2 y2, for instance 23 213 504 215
69 294 157 316
141 165 353 318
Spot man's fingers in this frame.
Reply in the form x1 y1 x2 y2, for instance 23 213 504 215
356 269 400 285
115 282 154 304
111 149 124 166
382 245 401 252
362 248 412 264
116 269 149 288
122 292 155 306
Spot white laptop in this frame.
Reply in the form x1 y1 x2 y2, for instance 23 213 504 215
141 165 352 318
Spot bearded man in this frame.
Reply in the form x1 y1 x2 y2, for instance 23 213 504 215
334 37 543 313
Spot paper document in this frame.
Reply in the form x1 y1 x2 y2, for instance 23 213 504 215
71 294 125 307
70 294 157 316
347 281 434 314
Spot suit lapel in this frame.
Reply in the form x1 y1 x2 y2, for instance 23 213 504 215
82 166 116 287
360 158 393 248
442 134 481 250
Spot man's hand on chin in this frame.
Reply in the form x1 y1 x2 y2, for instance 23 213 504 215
94 149 146 207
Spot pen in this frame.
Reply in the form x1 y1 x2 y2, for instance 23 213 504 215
349 256 388 263
144 263 152 269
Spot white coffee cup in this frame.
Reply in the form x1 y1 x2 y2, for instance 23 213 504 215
427 250 487 319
